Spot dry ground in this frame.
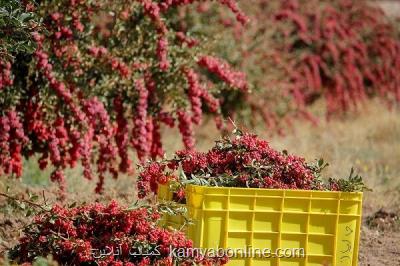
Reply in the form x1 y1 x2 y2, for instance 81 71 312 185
0 101 399 265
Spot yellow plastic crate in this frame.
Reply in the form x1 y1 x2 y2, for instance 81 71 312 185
158 184 363 266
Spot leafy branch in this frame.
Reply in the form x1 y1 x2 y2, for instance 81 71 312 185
0 188 50 217
329 167 371 192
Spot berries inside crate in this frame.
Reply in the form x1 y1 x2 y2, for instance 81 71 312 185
158 184 363 266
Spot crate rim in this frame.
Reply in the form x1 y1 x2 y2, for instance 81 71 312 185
184 184 364 195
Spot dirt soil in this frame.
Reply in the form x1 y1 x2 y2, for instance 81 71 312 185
358 204 400 265
359 227 400 266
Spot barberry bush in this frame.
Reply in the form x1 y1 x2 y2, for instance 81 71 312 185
137 129 368 200
185 0 400 131
9 201 228 265
270 0 400 117
0 0 248 193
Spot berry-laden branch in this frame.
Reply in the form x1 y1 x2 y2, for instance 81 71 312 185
0 192 49 212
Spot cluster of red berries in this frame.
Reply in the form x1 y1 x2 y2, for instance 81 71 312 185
177 110 196 150
198 56 248 92
0 111 28 178
138 130 334 199
11 201 228 266
0 61 13 90
185 69 203 125
133 79 150 162
0 0 248 193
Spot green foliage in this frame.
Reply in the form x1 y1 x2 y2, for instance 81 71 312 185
0 0 39 59
329 168 371 192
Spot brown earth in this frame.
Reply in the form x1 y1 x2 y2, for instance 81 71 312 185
359 227 400 265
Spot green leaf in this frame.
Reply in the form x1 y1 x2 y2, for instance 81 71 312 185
49 217 56 224
26 208 33 217
30 194 39 201
19 12 34 23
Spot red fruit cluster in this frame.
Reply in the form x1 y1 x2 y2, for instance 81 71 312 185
137 162 168 199
0 0 248 192
0 61 13 90
83 98 119 193
114 97 132 173
138 130 329 199
185 69 203 125
10 201 228 266
200 85 221 114
157 36 170 71
0 111 28 177
177 110 195 150
198 56 248 92
133 79 150 162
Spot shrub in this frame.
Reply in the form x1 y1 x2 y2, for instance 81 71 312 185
270 0 400 118
0 0 248 193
